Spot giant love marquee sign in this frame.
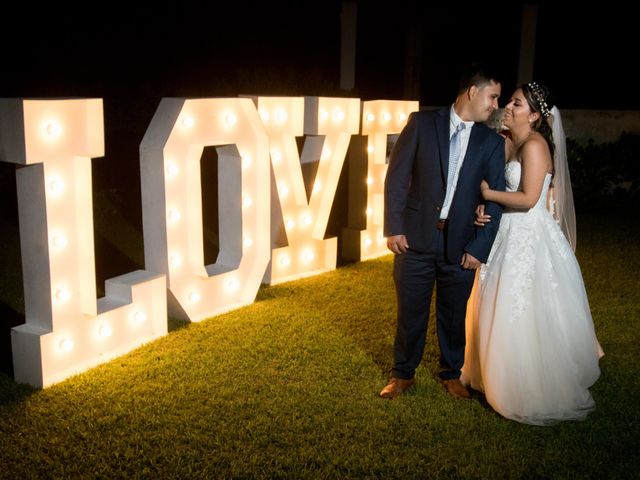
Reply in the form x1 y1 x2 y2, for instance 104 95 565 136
0 96 418 388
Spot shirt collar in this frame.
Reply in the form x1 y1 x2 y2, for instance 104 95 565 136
450 105 474 130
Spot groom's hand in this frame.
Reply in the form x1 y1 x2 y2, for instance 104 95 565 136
387 235 409 254
461 252 481 270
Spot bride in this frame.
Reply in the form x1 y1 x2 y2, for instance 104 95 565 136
461 82 604 426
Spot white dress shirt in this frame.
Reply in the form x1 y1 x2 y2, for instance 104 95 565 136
440 105 474 219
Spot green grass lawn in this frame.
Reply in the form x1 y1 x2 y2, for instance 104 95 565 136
0 213 638 479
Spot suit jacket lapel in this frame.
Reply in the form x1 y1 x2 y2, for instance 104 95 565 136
436 108 450 184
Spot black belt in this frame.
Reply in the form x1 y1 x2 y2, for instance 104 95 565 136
436 219 447 231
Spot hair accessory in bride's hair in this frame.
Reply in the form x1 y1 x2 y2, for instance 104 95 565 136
527 82 551 119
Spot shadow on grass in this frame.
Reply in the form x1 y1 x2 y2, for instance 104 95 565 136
255 259 402 376
0 373 36 407
168 316 189 332
0 301 24 379
467 386 507 419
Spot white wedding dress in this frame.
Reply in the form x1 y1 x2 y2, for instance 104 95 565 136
462 161 603 426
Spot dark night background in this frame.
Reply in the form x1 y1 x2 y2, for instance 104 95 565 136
0 2 636 373
1 2 635 197
1 2 635 177
2 3 636 107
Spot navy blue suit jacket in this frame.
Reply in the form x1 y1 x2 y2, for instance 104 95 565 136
384 107 506 263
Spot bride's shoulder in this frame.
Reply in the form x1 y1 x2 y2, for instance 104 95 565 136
521 133 550 157
525 131 547 146
520 133 553 172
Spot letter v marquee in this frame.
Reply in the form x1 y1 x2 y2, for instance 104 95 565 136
259 96 360 284
0 99 167 388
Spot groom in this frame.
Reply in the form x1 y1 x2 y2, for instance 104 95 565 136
381 64 506 400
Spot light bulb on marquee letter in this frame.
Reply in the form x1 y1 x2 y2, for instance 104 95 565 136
168 209 181 223
224 113 237 127
59 338 74 353
170 254 182 268
132 311 147 325
46 121 63 138
141 97 270 322
278 182 289 198
253 96 360 285
279 255 291 267
48 177 65 196
302 249 315 263
226 279 240 292
342 100 419 261
51 232 68 249
301 213 312 226
0 98 167 388
55 288 71 302
271 149 282 164
166 162 179 178
274 108 287 123
181 116 194 129
98 324 113 338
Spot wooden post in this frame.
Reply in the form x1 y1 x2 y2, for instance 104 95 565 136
340 1 357 91
517 4 538 85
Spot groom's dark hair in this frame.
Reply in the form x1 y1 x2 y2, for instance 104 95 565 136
457 63 502 94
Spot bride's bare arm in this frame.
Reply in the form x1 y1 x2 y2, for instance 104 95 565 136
482 138 551 209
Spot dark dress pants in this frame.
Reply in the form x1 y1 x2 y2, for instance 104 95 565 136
391 229 476 380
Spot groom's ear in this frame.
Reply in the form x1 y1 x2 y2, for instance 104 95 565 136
468 85 478 100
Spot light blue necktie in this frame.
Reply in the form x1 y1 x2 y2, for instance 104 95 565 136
446 122 466 194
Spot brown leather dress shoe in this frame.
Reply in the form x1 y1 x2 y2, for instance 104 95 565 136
379 377 416 400
438 378 471 399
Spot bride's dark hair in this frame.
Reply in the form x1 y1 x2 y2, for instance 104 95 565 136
522 82 556 164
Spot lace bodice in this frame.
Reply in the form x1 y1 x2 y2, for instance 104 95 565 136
504 161 552 211
483 159 572 320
